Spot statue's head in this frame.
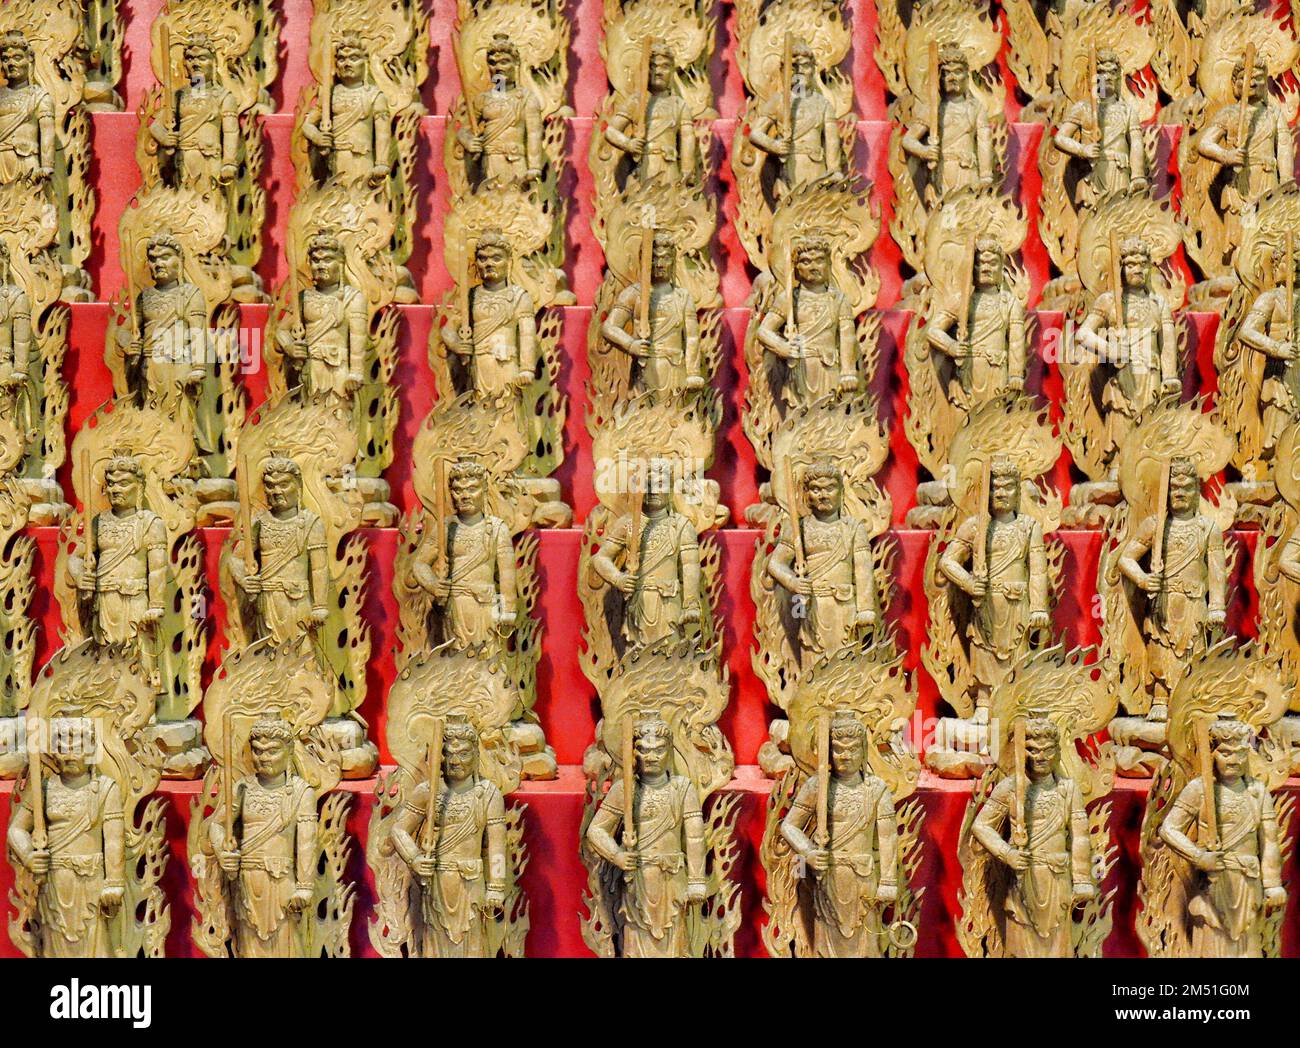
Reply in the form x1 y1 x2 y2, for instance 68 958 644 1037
474 229 511 285
793 233 831 286
1269 239 1300 280
1209 719 1252 782
828 711 867 775
974 238 1004 289
146 232 184 284
649 228 676 283
448 457 487 516
485 33 519 83
641 456 675 513
1168 455 1198 513
633 712 673 777
989 455 1021 515
441 714 479 782
47 717 98 777
938 43 969 95
1118 236 1151 290
183 33 218 76
334 31 368 79
104 450 144 511
307 228 345 286
248 718 294 777
0 32 33 81
1095 48 1121 93
1023 716 1059 779
1231 54 1268 102
262 453 302 512
790 38 817 83
648 41 676 93
802 459 843 516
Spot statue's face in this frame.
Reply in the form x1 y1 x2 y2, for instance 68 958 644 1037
1025 733 1057 778
791 51 816 84
475 243 509 284
805 473 841 515
1121 251 1149 290
309 246 343 286
443 733 476 781
105 468 140 510
450 473 485 515
1238 64 1268 101
54 750 91 777
1169 471 1197 513
635 730 671 776
251 735 290 777
148 243 182 284
648 51 674 92
650 240 674 282
830 732 864 775
264 471 299 512
974 246 1002 288
990 469 1019 514
1 45 31 82
940 58 967 96
1096 57 1121 95
335 44 366 80
1213 737 1249 780
794 247 829 286
486 47 517 85
185 49 216 83
642 480 672 513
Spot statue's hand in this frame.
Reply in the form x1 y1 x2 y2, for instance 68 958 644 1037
411 854 437 878
965 576 986 602
287 887 313 913
26 848 50 877
684 374 706 391
76 568 96 595
155 128 179 149
428 577 452 602
485 888 506 912
1192 849 1221 873
875 882 899 905
242 573 262 595
309 607 329 628
629 337 652 357
1071 881 1096 905
141 606 164 627
495 608 517 627
314 129 334 150
99 885 125 915
1028 610 1051 631
1082 142 1101 161
218 849 242 875
1265 885 1287 913
686 881 708 904
804 848 830 874
612 571 636 595
1224 146 1245 167
917 143 939 164
219 163 238 185
31 167 52 185
1003 847 1030 872
1130 176 1149 194
459 132 483 155
1139 572 1162 595
523 168 542 185
344 371 364 393
1207 608 1226 629
614 849 638 872
788 574 813 597
1004 376 1025 392
837 373 860 393
1161 377 1182 395
512 370 534 391
367 164 389 187
855 609 878 628
680 604 701 625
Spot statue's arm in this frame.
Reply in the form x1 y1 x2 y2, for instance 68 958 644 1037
585 782 624 862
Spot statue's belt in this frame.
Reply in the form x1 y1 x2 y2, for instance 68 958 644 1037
239 856 293 876
50 855 104 875
432 858 483 877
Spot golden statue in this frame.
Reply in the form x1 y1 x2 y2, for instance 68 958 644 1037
760 647 925 958
900 44 994 199
1136 643 1293 958
957 647 1117 957
7 667 170 958
221 446 379 777
0 189 71 522
922 399 1064 776
368 649 534 956
445 0 573 198
1100 402 1237 770
0 484 35 777
189 676 356 958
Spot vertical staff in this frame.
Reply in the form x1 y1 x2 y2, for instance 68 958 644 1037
222 711 235 860
1088 45 1099 140
1010 716 1028 848
814 710 831 849
1287 230 1295 348
27 717 45 852
637 37 653 176
957 234 975 344
1195 715 1218 850
80 449 96 579
421 719 444 856
320 30 334 136
621 716 637 853
459 235 475 348
1150 460 1170 579
781 32 793 142
434 456 449 579
1109 230 1123 327
782 457 806 573
1237 44 1256 153
785 242 799 342
973 458 991 582
927 41 940 171
452 32 479 136
237 453 256 577
637 226 653 341
627 490 643 576
160 23 175 132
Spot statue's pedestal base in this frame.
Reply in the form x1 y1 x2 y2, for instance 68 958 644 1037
143 719 210 779
1108 715 1168 776
511 722 558 780
1062 480 1121 527
923 716 994 779
321 717 380 778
